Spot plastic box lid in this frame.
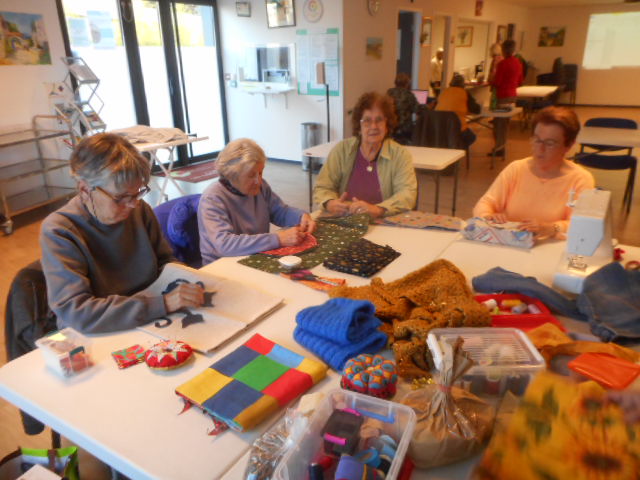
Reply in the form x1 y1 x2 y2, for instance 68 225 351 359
427 327 545 374
274 389 416 480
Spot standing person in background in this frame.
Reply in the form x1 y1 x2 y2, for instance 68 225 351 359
430 47 444 96
387 73 420 145
490 39 523 156
436 73 482 148
487 42 503 83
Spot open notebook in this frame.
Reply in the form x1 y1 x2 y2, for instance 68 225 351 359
138 263 284 353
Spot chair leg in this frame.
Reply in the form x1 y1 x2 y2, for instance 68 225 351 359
624 164 635 214
466 147 470 170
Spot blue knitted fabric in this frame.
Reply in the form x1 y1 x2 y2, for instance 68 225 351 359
294 298 387 370
293 326 387 371
295 298 379 344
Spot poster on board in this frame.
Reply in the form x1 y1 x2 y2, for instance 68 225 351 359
296 28 339 96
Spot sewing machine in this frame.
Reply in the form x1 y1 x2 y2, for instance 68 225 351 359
553 189 614 294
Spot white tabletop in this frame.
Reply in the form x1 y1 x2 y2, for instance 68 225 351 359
302 141 466 172
2 224 637 479
577 126 640 149
516 85 559 98
135 135 208 153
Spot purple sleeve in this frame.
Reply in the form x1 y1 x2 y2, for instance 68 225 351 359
198 191 280 264
265 183 305 227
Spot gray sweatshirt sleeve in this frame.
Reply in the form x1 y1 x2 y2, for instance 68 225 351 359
40 217 168 334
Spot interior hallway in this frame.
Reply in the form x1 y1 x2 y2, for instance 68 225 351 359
0 106 638 476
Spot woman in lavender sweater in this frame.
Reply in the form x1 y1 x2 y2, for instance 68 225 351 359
198 138 316 264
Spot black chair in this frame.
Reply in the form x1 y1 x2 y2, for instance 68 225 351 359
575 153 637 213
579 117 638 155
412 109 470 169
5 260 61 447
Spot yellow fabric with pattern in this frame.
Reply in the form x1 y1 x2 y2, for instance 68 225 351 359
175 368 232 405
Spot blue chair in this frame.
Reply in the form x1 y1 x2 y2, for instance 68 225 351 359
575 153 636 213
579 117 638 155
154 194 202 268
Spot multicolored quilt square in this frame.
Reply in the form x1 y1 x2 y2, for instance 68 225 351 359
175 334 327 431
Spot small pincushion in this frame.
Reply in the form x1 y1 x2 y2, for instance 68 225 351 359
145 340 193 370
341 354 398 399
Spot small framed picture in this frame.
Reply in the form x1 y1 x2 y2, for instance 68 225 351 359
236 2 251 17
456 26 473 48
497 25 507 43
421 17 432 47
266 0 296 28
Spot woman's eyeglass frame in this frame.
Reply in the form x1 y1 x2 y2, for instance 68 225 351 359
93 185 151 205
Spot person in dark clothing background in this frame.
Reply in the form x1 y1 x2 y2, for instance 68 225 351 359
387 73 420 145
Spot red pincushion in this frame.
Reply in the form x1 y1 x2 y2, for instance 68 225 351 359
145 340 193 370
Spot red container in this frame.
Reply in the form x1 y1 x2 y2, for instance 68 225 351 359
474 293 566 332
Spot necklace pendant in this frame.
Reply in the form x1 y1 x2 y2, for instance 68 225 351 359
367 165 373 172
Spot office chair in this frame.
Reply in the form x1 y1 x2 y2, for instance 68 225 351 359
575 153 636 214
154 194 202 268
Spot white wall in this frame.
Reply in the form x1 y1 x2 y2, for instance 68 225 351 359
218 0 343 162
342 0 529 137
523 3 640 106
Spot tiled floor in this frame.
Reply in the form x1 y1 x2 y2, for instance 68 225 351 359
0 105 638 477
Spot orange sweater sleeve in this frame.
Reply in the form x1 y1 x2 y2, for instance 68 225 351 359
472 161 519 218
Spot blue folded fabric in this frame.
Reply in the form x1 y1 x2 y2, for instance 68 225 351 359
472 267 584 319
294 298 387 370
293 326 387 371
296 298 379 344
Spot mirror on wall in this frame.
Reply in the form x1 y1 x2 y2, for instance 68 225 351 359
240 44 295 84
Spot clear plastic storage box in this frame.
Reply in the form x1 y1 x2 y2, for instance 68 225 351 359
274 389 416 480
35 327 92 377
427 327 546 396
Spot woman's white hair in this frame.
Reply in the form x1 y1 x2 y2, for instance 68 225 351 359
216 138 266 182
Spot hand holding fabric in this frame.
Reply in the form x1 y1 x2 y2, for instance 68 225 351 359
277 226 304 246
348 197 385 218
325 192 351 216
163 282 204 313
298 213 316 234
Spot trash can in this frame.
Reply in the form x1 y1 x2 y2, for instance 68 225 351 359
301 122 321 172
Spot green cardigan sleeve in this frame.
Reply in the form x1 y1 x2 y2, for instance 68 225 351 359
376 142 417 215
313 138 356 209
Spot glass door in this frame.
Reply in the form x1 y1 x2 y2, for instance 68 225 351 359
60 0 227 164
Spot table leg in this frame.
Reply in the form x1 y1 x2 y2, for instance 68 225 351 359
452 160 459 216
434 172 440 214
149 148 186 206
307 156 313 211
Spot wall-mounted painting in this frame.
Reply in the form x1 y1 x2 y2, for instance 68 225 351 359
366 37 383 60
420 17 432 47
456 26 473 48
236 2 251 17
538 26 566 47
497 25 507 43
266 0 296 28
0 11 51 65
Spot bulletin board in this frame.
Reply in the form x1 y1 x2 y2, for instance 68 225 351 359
296 28 340 96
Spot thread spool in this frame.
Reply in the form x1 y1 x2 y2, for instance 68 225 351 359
527 303 542 314
482 298 498 310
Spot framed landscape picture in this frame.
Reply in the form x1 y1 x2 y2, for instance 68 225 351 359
538 26 566 47
236 2 251 17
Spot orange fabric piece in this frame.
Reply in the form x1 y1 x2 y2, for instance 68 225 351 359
527 323 640 364
472 158 594 233
568 353 640 390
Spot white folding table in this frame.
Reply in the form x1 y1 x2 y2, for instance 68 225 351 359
468 106 523 168
136 136 208 206
577 126 640 152
516 85 560 129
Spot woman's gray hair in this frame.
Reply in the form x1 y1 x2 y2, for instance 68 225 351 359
216 138 267 182
70 133 150 188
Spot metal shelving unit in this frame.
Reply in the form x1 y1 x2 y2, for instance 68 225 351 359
0 116 74 234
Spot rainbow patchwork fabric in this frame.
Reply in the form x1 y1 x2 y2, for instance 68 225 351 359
175 334 327 431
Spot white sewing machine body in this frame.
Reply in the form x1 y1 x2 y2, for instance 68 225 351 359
553 189 613 294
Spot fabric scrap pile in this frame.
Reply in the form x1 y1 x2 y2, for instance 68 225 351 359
329 259 491 378
293 298 388 370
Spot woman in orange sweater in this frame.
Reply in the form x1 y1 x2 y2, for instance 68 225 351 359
473 106 594 239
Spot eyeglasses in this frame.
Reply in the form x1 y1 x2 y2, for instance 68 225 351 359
93 185 150 205
360 116 386 127
530 136 562 149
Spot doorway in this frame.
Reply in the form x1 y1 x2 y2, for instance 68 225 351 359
59 0 227 165
396 10 422 89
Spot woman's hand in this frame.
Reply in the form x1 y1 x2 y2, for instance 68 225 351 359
299 213 316 234
325 192 351 216
348 197 385 218
519 220 557 239
277 226 304 246
163 283 204 313
484 213 508 223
